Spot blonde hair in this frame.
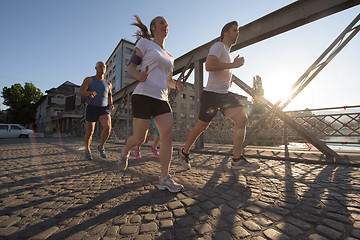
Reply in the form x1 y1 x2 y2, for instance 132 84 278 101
131 15 162 40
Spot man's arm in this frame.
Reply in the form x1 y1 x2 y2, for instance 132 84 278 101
107 81 114 110
78 77 96 98
205 54 244 72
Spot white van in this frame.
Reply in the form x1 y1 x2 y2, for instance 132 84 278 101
0 124 34 138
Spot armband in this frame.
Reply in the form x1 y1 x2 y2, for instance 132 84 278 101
127 51 142 66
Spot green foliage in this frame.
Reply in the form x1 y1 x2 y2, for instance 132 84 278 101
2 83 43 125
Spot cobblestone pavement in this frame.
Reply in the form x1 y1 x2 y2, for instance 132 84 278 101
0 137 360 240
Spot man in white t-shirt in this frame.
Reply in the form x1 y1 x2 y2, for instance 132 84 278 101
180 21 260 171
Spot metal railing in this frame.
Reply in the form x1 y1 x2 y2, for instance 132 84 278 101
249 105 360 147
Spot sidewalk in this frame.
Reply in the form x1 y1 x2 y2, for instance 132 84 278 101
0 137 359 239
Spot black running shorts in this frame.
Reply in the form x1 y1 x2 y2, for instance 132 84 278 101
85 105 110 122
131 94 172 119
199 91 244 122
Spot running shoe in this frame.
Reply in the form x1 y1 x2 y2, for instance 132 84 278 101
231 156 260 171
151 147 159 157
117 153 129 171
180 148 191 170
157 174 184 193
97 146 107 158
134 149 142 159
84 151 93 161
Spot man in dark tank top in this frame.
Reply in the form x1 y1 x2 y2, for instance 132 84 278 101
78 61 114 160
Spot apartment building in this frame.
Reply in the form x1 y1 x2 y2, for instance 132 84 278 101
105 39 136 94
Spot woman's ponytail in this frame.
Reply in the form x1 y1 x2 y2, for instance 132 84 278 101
132 15 153 40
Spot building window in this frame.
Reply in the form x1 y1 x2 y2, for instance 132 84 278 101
172 102 177 108
173 112 176 119
190 86 195 91
180 93 186 99
190 95 195 100
180 113 186 119
181 103 186 109
126 47 133 54
183 85 186 90
190 104 195 110
190 114 195 119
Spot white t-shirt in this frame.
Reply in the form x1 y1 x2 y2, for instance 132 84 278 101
132 38 174 101
204 41 232 94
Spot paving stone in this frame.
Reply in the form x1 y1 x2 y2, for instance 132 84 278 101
130 214 142 223
0 226 18 237
232 225 251 238
264 228 290 240
139 222 157 233
160 219 173 229
120 225 138 235
156 211 173 219
322 218 346 232
187 205 202 214
284 216 312 230
175 216 195 227
194 223 213 235
245 205 262 214
173 208 187 217
308 233 330 240
0 216 21 227
214 231 233 240
262 211 282 221
316 225 342 240
174 227 197 239
32 226 60 239
254 217 273 227
105 225 119 236
351 229 360 239
276 222 303 237
168 200 184 210
243 220 262 231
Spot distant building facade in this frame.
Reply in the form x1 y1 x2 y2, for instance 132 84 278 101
105 39 136 94
35 81 82 135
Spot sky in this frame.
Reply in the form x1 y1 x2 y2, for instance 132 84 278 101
0 0 359 112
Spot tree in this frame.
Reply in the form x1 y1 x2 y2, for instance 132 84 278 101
2 83 43 125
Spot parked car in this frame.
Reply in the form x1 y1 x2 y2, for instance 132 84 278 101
0 124 34 138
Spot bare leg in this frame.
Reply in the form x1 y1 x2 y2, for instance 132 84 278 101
84 121 95 152
152 134 160 148
98 114 111 149
123 118 150 156
224 107 248 158
183 120 210 154
153 113 174 178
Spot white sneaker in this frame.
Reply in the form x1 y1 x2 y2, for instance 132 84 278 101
180 149 191 170
231 156 259 171
117 153 128 171
158 174 183 193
